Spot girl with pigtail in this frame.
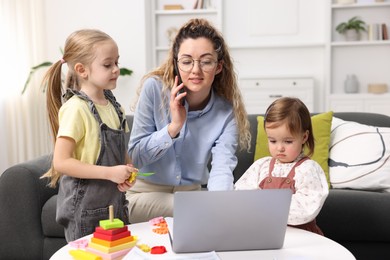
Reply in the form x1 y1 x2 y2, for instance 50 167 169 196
41 29 136 241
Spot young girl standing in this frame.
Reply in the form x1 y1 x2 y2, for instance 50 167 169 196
235 97 328 235
42 29 136 241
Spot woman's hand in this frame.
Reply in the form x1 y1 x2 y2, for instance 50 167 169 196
168 76 187 138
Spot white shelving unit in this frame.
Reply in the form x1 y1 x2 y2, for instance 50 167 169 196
146 0 326 113
326 1 390 115
146 1 390 115
240 77 314 114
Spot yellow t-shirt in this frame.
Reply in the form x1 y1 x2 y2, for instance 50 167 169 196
57 95 128 164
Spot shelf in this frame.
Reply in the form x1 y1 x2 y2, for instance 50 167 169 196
330 93 390 98
229 42 325 50
327 1 390 114
331 40 390 46
155 9 218 15
332 2 390 9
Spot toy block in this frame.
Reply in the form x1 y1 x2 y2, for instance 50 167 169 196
69 238 88 249
99 205 124 230
69 249 102 260
91 235 133 247
93 230 130 241
128 172 155 182
86 247 131 260
88 240 137 253
95 226 128 236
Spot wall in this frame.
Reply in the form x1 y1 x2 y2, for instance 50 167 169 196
224 0 327 112
43 0 327 113
43 0 147 115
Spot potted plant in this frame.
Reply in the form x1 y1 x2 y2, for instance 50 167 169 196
335 16 367 41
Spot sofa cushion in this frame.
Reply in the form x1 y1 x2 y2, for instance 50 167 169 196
254 111 333 185
329 117 390 192
41 195 65 237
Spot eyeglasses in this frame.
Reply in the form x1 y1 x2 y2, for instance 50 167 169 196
177 57 218 72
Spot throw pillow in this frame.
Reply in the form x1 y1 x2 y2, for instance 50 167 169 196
254 111 333 186
329 117 390 192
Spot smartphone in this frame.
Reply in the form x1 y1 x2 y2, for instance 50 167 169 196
174 60 185 106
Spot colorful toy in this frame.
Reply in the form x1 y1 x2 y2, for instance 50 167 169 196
68 205 137 260
150 216 169 234
86 247 131 260
69 249 102 260
150 246 167 254
137 244 151 252
99 205 124 230
69 238 88 249
128 172 155 183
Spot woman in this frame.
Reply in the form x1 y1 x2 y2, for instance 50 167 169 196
127 18 251 223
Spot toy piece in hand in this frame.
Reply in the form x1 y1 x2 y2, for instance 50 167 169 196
99 205 124 230
128 172 155 183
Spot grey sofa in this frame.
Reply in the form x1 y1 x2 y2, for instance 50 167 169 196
1 112 390 260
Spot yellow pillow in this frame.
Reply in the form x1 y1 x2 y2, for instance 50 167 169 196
254 111 334 187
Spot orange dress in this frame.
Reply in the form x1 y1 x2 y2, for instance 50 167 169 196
259 157 324 236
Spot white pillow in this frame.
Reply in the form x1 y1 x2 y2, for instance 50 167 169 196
329 117 390 192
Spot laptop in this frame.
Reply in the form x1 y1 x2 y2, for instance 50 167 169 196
171 189 292 253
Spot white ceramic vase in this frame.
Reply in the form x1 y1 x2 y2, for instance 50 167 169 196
344 74 359 93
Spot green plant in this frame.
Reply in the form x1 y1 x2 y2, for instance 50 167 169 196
335 16 367 34
22 54 133 94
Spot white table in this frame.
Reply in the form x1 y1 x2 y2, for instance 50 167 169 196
51 221 356 260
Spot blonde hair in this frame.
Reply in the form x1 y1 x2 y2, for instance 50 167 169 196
264 97 315 157
133 18 251 151
42 29 116 187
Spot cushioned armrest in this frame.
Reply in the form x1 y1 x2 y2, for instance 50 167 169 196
317 189 390 242
0 155 55 259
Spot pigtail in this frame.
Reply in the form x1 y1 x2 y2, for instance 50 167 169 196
41 60 64 187
45 60 64 141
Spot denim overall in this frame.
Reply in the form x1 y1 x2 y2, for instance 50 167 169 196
56 89 130 242
259 157 324 235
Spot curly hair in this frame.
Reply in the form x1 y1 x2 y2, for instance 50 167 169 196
133 18 251 151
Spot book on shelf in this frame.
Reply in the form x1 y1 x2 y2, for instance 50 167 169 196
368 23 388 41
193 0 199 9
163 4 184 10
382 24 388 40
194 0 204 9
193 0 211 9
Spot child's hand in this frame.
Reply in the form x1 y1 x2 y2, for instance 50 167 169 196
117 164 137 192
117 179 135 192
107 164 137 184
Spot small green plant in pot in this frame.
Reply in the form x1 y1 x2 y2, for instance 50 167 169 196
336 16 367 41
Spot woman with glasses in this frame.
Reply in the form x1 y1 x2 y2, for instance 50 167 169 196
126 18 251 223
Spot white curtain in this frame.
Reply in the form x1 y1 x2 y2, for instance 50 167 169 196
0 0 51 174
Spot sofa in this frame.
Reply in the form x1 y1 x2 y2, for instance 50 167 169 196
1 112 390 260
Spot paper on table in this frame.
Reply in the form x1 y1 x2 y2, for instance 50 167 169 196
124 246 220 260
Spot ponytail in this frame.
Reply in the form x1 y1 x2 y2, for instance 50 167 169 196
40 59 65 187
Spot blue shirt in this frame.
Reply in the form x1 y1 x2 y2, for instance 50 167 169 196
128 77 238 190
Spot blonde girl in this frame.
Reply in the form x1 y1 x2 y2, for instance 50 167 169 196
42 29 136 241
